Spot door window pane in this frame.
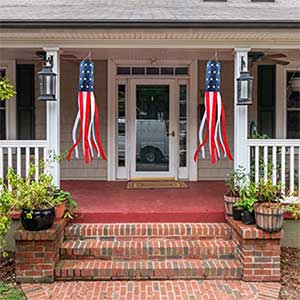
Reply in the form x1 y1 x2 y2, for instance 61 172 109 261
179 85 187 167
136 85 169 172
118 85 126 167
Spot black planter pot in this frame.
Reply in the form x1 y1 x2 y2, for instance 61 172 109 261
241 210 255 225
21 207 55 231
233 207 243 221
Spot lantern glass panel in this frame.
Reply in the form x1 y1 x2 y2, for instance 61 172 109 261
240 80 248 100
248 78 253 101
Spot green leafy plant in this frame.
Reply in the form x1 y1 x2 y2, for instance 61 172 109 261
225 166 248 197
49 188 78 219
0 77 16 101
235 183 257 213
254 179 282 206
0 282 26 300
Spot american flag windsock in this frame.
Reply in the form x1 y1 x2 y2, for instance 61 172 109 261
67 58 106 164
194 60 233 164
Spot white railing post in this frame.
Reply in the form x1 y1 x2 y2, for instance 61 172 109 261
234 48 250 173
44 48 60 188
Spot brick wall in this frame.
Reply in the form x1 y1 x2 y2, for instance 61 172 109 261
228 217 282 282
15 219 68 283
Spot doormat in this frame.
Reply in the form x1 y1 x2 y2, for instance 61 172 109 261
127 181 188 190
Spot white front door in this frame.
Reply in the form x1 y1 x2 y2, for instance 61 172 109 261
129 79 177 179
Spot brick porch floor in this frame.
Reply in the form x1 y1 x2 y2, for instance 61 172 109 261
21 280 281 300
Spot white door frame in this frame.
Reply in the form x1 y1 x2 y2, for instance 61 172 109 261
129 79 177 179
108 59 198 181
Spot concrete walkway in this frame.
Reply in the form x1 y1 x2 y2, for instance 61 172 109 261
22 280 281 300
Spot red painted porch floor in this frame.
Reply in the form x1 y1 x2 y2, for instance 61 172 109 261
61 181 226 223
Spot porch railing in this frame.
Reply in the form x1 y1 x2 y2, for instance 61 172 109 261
0 140 49 183
247 139 300 196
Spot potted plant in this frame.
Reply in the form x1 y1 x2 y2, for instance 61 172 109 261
224 167 247 216
232 202 243 221
235 183 257 225
51 188 77 219
3 164 56 231
254 179 284 232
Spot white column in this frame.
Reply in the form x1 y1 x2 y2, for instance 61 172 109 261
44 48 60 187
234 48 250 173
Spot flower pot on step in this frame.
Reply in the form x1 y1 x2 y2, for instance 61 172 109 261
254 203 284 233
233 206 243 221
21 207 55 231
55 200 67 219
224 195 238 216
241 210 255 225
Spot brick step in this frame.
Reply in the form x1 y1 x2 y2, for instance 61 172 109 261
55 258 242 281
60 238 236 260
64 223 231 241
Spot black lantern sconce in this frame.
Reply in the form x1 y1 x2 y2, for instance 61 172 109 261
237 56 253 105
37 56 57 101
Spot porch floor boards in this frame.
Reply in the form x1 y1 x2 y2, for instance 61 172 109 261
61 181 226 223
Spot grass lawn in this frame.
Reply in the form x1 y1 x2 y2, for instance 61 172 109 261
0 282 26 300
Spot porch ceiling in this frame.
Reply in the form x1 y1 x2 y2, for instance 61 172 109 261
0 28 299 49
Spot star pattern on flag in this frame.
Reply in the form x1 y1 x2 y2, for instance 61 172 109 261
79 61 94 92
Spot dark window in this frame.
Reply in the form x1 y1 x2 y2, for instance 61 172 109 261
16 64 35 140
286 71 300 139
132 67 145 75
0 69 6 139
257 65 276 138
146 67 159 75
161 67 174 75
117 67 131 75
175 67 188 75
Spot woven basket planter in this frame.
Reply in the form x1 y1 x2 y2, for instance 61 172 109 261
254 203 284 233
224 196 239 216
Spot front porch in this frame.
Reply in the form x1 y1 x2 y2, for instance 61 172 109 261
61 180 226 223
0 30 300 210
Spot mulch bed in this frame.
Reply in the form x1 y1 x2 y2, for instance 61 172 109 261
1 248 299 299
0 252 15 284
279 247 300 300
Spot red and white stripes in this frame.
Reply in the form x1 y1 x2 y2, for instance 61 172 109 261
194 91 232 164
67 91 106 164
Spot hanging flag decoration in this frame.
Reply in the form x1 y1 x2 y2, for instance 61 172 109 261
194 60 233 164
67 57 106 164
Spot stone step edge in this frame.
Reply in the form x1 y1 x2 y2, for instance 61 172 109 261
60 238 237 260
55 258 242 280
64 223 232 240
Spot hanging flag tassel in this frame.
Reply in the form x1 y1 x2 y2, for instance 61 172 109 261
67 58 106 164
194 60 232 164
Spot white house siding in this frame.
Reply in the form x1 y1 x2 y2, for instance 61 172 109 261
59 60 108 180
34 60 108 180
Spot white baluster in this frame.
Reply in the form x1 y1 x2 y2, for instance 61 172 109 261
281 146 286 195
255 146 259 183
263 146 268 182
272 146 277 185
25 147 30 177
35 147 39 181
290 146 294 196
17 147 21 176
7 147 12 191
